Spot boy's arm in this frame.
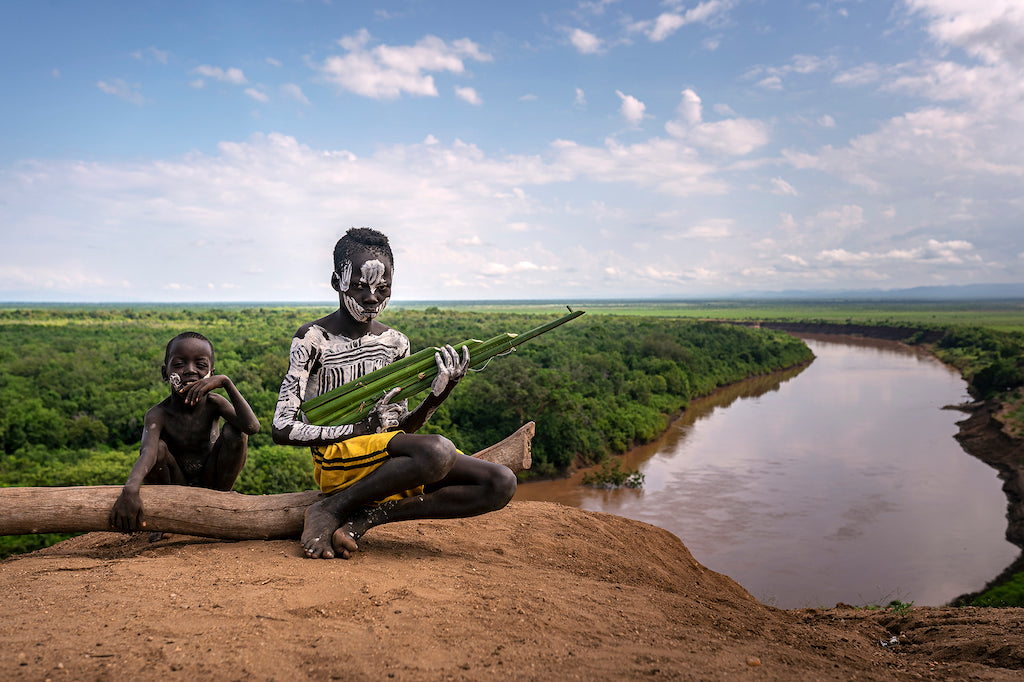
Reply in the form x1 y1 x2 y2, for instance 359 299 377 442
398 344 470 433
109 408 163 533
188 375 261 434
271 333 361 446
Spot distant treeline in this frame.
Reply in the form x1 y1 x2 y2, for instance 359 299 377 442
0 306 810 492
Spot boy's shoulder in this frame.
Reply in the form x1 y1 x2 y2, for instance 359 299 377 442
292 320 407 350
144 398 173 424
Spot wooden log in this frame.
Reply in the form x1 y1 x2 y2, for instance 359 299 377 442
0 422 534 540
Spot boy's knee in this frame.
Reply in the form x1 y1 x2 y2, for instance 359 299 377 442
414 435 458 481
486 465 518 508
220 421 248 445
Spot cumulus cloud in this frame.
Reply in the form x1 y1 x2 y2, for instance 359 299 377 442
315 29 491 99
748 54 837 90
281 83 310 104
816 239 980 266
664 89 769 155
191 65 248 85
245 88 268 102
770 177 798 196
633 1 736 42
454 86 482 105
569 28 603 54
906 0 1024 67
615 90 646 127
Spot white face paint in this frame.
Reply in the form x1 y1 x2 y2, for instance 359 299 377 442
340 258 391 323
335 260 353 293
168 371 211 393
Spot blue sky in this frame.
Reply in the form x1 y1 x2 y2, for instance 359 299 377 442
1 0 1022 302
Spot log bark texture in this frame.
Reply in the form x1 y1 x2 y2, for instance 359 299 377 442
0 422 534 540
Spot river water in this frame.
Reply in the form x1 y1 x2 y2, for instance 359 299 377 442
514 334 1019 608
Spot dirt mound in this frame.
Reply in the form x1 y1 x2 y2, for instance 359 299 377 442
1 501 1021 680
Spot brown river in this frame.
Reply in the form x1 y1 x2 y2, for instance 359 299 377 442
514 334 1019 609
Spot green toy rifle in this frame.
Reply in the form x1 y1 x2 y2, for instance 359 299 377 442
301 308 585 426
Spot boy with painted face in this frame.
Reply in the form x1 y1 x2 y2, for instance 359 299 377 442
109 332 261 535
272 227 517 559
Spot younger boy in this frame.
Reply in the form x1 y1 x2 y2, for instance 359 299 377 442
109 332 261 534
272 227 517 559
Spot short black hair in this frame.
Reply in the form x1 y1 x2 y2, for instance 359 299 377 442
164 331 214 365
333 227 394 272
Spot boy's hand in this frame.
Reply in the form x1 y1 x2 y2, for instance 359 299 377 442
431 344 470 397
365 387 407 433
180 374 227 406
109 489 145 533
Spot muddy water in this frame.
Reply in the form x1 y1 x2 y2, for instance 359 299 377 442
515 334 1019 608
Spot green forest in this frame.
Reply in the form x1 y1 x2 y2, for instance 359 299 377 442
0 307 810 521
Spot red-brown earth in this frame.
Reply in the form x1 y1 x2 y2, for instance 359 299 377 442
1 500 1022 681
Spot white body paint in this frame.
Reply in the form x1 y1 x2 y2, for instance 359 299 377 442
273 324 410 444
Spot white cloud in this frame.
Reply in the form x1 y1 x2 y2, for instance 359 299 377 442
833 63 883 87
266 57 282 67
482 261 545 275
569 28 603 54
816 239 980 266
750 54 838 90
637 1 735 42
686 218 733 239
678 88 702 126
281 83 310 105
96 79 147 106
687 118 768 155
245 88 269 102
649 13 687 42
770 177 798 196
574 87 587 107
316 29 491 100
455 86 482 105
818 114 836 128
665 89 769 155
615 90 646 127
906 0 1024 67
192 65 248 85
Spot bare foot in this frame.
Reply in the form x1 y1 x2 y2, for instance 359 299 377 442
329 502 398 558
330 506 378 559
301 500 343 559
330 525 360 559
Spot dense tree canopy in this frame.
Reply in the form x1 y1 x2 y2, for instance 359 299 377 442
0 306 812 480
0 306 813 556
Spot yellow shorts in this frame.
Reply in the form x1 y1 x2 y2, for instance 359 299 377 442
311 431 425 503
